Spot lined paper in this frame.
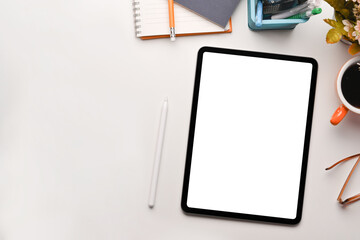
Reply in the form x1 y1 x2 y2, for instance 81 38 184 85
135 0 229 37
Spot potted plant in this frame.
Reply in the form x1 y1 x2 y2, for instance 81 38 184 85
324 0 360 54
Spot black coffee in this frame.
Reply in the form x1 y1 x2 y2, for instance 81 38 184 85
341 63 360 108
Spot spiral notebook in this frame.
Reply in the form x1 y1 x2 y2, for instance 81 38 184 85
132 0 232 40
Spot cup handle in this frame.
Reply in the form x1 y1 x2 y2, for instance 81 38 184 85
330 104 349 125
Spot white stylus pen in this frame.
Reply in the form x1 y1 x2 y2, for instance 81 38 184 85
148 98 168 208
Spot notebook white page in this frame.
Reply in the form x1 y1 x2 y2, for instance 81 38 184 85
134 0 229 37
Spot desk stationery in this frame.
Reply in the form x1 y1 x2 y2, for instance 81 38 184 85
0 0 360 239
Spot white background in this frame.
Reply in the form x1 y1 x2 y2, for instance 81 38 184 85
187 52 313 219
1 0 360 239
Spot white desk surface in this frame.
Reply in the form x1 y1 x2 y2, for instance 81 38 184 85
1 0 360 239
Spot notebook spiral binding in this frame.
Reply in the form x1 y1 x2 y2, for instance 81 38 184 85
132 0 141 36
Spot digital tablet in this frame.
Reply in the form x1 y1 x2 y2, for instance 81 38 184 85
181 47 317 224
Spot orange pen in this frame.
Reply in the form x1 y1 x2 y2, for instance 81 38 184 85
168 0 176 41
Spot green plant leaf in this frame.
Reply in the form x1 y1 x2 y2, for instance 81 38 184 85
340 9 351 19
324 18 338 28
324 17 348 35
348 42 360 55
335 11 344 22
325 0 346 12
345 1 356 20
326 29 343 43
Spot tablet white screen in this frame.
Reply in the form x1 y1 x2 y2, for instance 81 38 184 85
186 52 313 219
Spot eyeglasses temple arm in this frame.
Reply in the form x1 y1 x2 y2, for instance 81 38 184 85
337 157 360 204
325 153 360 170
342 193 360 205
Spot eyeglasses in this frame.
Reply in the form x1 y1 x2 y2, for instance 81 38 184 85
326 153 360 205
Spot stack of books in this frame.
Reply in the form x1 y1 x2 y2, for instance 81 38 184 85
132 0 240 39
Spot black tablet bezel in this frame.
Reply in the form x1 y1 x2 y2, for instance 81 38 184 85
181 46 318 225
